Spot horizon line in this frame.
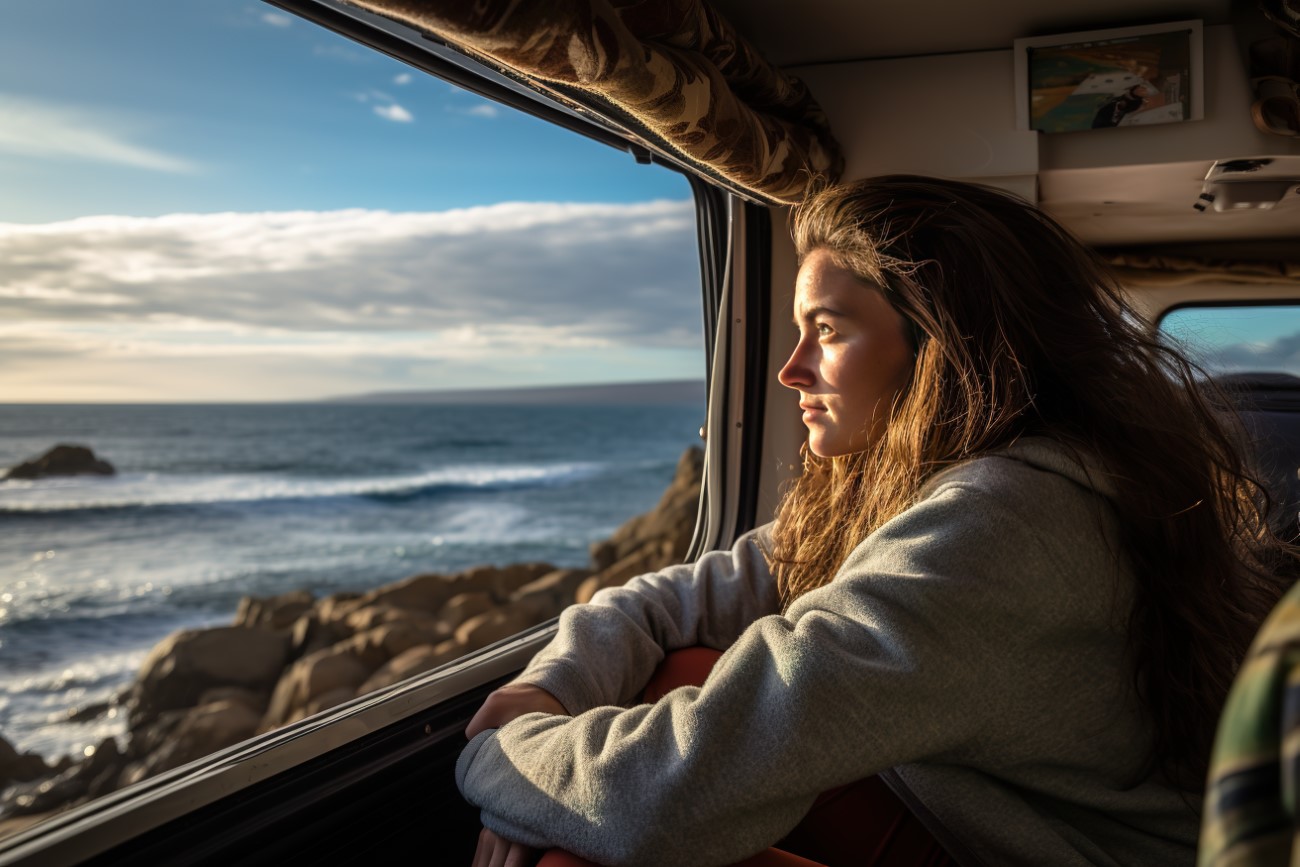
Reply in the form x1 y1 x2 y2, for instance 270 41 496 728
0 377 709 406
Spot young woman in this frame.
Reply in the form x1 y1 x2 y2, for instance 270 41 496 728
458 176 1294 867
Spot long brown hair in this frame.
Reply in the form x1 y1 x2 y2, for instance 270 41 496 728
768 175 1295 789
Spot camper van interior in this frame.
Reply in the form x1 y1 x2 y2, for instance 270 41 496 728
3 0 1300 864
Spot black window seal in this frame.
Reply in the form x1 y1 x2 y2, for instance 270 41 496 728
734 202 771 538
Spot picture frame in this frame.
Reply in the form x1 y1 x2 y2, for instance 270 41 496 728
1013 20 1204 133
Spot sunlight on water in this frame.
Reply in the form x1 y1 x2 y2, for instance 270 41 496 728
0 649 146 757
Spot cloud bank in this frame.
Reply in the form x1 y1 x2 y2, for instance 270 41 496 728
0 201 703 401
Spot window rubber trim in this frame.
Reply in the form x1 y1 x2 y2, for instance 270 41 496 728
686 176 730 560
734 201 771 538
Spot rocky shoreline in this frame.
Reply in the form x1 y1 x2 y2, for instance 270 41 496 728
0 446 703 839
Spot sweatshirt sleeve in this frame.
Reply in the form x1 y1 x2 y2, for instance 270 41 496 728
457 480 1081 867
511 523 780 714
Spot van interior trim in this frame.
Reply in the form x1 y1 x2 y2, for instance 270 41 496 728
735 202 773 537
687 176 732 561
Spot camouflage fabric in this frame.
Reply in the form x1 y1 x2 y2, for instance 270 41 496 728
1200 578 1300 865
343 0 844 204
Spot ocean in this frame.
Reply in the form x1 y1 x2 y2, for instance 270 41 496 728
0 402 703 762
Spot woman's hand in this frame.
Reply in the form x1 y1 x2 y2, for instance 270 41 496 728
464 686 567 864
472 826 538 867
465 683 569 740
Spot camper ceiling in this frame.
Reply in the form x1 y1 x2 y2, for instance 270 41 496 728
711 0 1300 248
708 0 1233 65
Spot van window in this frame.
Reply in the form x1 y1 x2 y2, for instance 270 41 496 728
1159 304 1300 378
0 2 704 838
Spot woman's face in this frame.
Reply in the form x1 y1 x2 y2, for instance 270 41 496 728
778 249 915 458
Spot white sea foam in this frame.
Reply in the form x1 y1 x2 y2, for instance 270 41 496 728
0 648 145 758
0 462 600 512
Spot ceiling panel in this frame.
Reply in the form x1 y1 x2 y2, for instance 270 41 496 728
710 0 1233 66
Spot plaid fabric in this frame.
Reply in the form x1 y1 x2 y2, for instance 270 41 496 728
344 0 844 204
1200 578 1300 865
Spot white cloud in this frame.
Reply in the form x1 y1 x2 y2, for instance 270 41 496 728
0 94 197 174
261 12 293 27
466 104 499 119
394 73 412 85
374 103 413 123
1207 333 1300 374
0 202 703 400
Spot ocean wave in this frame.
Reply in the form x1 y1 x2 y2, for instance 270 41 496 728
0 648 146 696
0 462 601 513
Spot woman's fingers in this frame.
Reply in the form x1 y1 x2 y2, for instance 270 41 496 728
506 841 538 867
465 683 569 739
472 827 537 867
472 826 494 867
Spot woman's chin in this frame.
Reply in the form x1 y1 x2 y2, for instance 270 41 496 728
806 436 846 459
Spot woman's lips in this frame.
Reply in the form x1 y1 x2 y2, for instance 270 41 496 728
800 402 827 423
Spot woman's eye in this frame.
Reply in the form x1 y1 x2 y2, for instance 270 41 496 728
816 323 834 337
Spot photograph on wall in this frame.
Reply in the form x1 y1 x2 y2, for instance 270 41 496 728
1019 23 1199 133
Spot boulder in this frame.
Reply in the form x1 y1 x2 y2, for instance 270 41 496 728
127 626 289 730
4 444 115 480
0 735 48 788
261 650 372 732
452 562 557 600
490 563 559 599
590 446 701 570
512 568 591 612
343 573 461 617
234 590 315 632
337 621 437 671
303 687 355 717
64 700 112 724
454 600 551 654
357 642 463 694
578 539 676 603
1 737 122 818
289 611 351 660
195 686 268 715
344 605 446 640
118 699 261 785
437 592 495 629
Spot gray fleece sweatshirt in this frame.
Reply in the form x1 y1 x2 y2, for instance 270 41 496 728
454 439 1201 866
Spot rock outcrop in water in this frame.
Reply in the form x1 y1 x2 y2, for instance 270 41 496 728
0 445 704 834
3 444 115 480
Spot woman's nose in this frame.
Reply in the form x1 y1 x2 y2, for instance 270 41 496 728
778 339 814 390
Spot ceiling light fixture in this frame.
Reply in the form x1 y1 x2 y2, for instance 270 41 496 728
1194 156 1300 212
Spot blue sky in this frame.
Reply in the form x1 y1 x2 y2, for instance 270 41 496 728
0 1 702 401
1162 305 1300 375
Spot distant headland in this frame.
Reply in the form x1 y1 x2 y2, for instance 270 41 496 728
326 378 706 406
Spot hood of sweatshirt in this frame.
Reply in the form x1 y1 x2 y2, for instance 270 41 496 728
920 436 1119 503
